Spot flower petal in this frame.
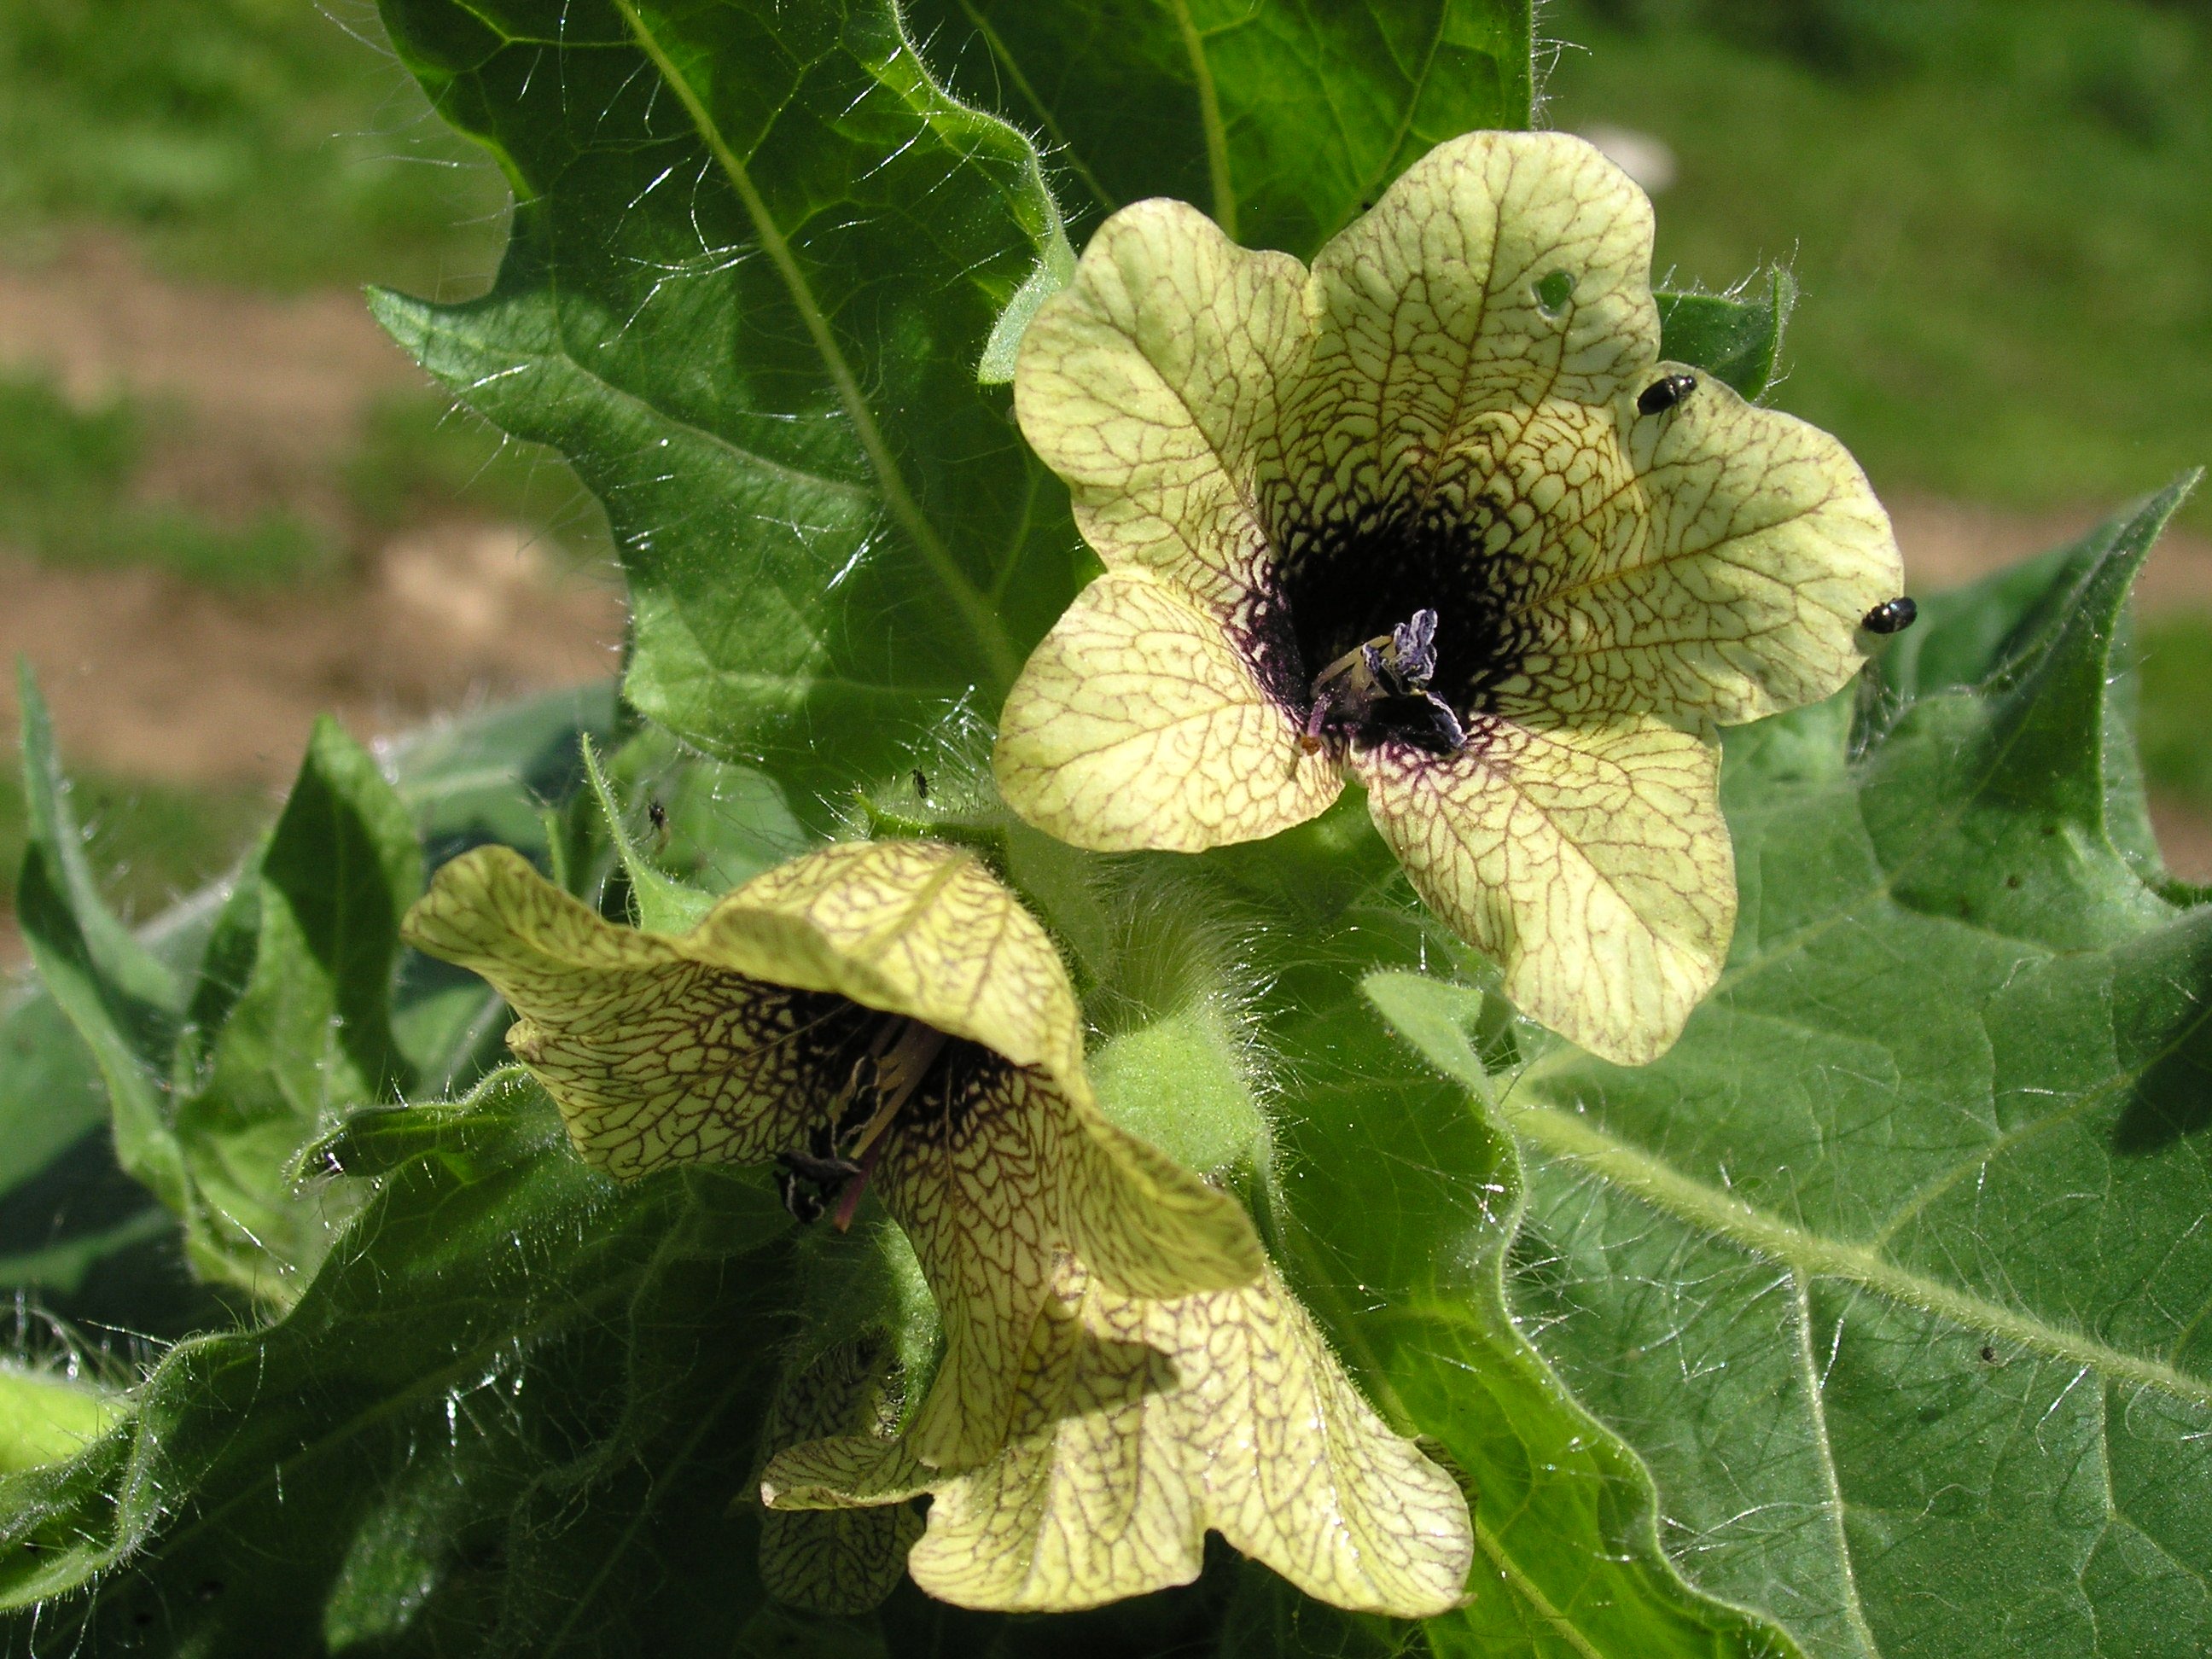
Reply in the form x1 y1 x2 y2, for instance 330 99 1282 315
876 1062 1067 1472
1061 1103 1263 1300
410 844 1266 1475
1356 716 1732 1064
764 1431 932 1511
702 839 1088 1094
754 1336 922 1615
1014 199 1307 613
399 846 819 1175
1272 131 1656 533
995 568 1342 853
880 1064 1261 1473
402 841 1091 1173
765 1257 1473 1619
1507 369 1903 725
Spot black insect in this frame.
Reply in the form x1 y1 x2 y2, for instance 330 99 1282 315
1861 597 1918 635
646 799 669 847
1636 372 1698 416
912 768 930 802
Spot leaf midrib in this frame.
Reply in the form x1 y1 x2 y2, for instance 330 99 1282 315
1167 0 1236 239
613 3 1021 694
1500 1088 2212 1410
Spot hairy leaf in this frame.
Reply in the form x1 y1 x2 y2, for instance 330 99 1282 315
1190 812 1801 1656
0 685 618 1335
19 707 422 1303
372 0 1082 804
1656 266 1796 400
0 1072 800 1653
909 0 1533 259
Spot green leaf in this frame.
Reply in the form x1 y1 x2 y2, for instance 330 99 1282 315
159 716 423 1299
371 0 1082 804
0 689 621 1338
1190 818 1798 1657
580 734 715 934
1400 486 2212 1658
0 1366 114 1477
15 667 190 1225
0 1071 799 1650
1656 265 1796 399
909 0 1534 259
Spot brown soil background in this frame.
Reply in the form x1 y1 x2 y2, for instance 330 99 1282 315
0 236 624 786
1 236 2206 873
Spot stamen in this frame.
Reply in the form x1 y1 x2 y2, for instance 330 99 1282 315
1388 609 1440 690
788 1016 952 1230
831 1134 890 1233
844 1019 948 1161
1301 608 1463 754
777 1015 958 1226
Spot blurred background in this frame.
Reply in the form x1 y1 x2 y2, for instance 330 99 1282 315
0 0 2207 968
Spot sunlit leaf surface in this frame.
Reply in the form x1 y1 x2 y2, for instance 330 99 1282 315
373 0 1082 803
908 0 1531 259
1384 486 2212 1658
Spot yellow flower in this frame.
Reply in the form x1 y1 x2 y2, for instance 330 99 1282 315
762 1254 1472 1619
401 840 1262 1472
753 1333 921 1616
994 131 1902 1063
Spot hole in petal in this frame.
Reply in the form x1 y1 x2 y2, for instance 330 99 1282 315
1534 270 1575 316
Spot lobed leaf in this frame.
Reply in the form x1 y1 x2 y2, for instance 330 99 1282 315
0 685 619 1336
0 1072 798 1651
372 0 1085 805
1196 809 1800 1657
1655 265 1796 400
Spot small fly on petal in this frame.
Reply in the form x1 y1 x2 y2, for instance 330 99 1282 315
996 131 1906 1063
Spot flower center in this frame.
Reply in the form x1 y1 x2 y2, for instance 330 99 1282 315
776 1003 982 1229
1299 609 1466 755
1249 494 1534 755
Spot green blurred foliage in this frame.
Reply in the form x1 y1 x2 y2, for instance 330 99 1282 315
2139 610 2212 806
0 0 506 289
1543 0 2212 527
0 368 337 585
0 763 270 936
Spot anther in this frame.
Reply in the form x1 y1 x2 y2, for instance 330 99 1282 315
782 1016 952 1229
1303 608 1464 754
1636 373 1698 416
